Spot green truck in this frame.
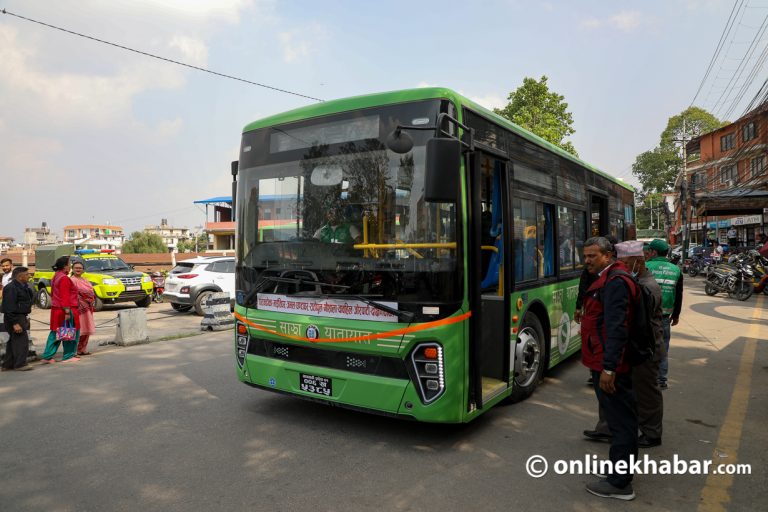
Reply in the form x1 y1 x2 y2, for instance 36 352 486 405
32 245 153 311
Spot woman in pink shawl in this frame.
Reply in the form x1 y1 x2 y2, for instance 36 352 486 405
71 260 96 355
40 255 80 363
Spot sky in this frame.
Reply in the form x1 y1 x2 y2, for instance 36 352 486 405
0 0 761 241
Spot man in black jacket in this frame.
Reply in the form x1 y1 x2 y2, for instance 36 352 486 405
1 267 34 371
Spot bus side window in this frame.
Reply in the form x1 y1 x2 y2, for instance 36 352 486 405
538 203 556 278
513 197 538 282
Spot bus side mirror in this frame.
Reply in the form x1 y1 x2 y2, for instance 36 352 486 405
424 138 461 203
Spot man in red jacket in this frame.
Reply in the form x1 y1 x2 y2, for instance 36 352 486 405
581 237 638 501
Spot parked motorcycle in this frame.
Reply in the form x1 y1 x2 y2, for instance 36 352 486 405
151 271 165 303
688 253 713 277
703 261 754 301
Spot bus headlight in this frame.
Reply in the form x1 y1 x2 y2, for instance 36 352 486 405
236 322 249 369
409 343 445 404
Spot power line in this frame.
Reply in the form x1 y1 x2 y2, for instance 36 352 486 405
691 0 744 106
0 8 324 102
712 14 768 118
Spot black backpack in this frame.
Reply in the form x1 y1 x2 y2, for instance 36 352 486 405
606 269 656 366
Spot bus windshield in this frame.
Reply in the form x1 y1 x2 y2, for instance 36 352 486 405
237 100 462 318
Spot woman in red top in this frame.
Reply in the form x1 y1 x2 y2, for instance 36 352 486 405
40 256 80 363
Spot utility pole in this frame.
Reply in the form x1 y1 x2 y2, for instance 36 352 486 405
675 119 691 262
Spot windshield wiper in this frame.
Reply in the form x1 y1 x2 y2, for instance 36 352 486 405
289 292 415 323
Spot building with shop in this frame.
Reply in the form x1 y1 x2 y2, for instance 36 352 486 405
63 224 125 250
143 219 191 252
193 196 232 251
672 104 768 247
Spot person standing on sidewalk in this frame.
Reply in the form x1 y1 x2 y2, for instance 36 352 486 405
644 239 683 390
0 257 13 290
619 245 664 448
71 260 95 356
582 242 665 449
40 256 80 363
1 267 35 371
580 237 639 501
575 236 617 387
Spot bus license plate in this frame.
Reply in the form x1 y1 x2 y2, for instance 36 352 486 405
300 373 332 397
126 285 140 291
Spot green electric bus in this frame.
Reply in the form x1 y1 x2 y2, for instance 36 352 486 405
233 87 635 423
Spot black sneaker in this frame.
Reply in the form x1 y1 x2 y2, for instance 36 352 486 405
586 480 635 501
659 381 668 390
638 434 662 448
583 430 612 442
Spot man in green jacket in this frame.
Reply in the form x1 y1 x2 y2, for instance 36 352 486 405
644 239 683 390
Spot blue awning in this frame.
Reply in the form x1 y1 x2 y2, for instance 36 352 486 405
193 196 232 204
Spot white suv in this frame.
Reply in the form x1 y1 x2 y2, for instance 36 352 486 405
163 256 235 315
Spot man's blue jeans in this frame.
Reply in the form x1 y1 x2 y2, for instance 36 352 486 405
658 316 671 384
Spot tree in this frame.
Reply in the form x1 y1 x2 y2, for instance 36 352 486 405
177 233 209 253
631 147 681 194
660 106 727 152
631 107 725 194
494 75 578 156
122 231 167 253
635 191 666 230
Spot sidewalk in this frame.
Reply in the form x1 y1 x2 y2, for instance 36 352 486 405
25 301 206 357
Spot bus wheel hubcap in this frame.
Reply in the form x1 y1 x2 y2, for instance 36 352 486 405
515 327 541 387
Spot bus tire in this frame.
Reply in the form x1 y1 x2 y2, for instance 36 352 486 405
36 288 51 310
508 314 545 403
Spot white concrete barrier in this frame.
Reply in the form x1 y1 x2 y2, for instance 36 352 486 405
200 292 234 331
115 308 149 346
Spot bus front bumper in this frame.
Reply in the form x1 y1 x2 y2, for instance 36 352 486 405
240 354 412 417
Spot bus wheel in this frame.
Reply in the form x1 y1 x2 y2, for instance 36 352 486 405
508 314 545 403
37 288 51 310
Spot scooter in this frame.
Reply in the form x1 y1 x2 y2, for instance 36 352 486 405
151 271 165 303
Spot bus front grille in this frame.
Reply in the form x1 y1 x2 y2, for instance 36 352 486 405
247 338 408 379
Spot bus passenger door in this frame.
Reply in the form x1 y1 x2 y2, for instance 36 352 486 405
467 152 512 410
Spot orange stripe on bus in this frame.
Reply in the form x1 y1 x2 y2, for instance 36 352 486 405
233 311 472 343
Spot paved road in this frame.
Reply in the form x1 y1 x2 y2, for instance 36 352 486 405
1 285 765 512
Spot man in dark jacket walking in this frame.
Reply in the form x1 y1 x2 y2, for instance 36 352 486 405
1 267 35 371
580 237 638 500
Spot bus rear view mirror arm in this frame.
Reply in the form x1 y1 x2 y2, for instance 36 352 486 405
385 113 473 155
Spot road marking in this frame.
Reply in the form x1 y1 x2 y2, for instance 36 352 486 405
697 294 763 512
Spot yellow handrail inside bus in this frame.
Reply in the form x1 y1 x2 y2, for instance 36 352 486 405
481 245 499 253
353 242 457 250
